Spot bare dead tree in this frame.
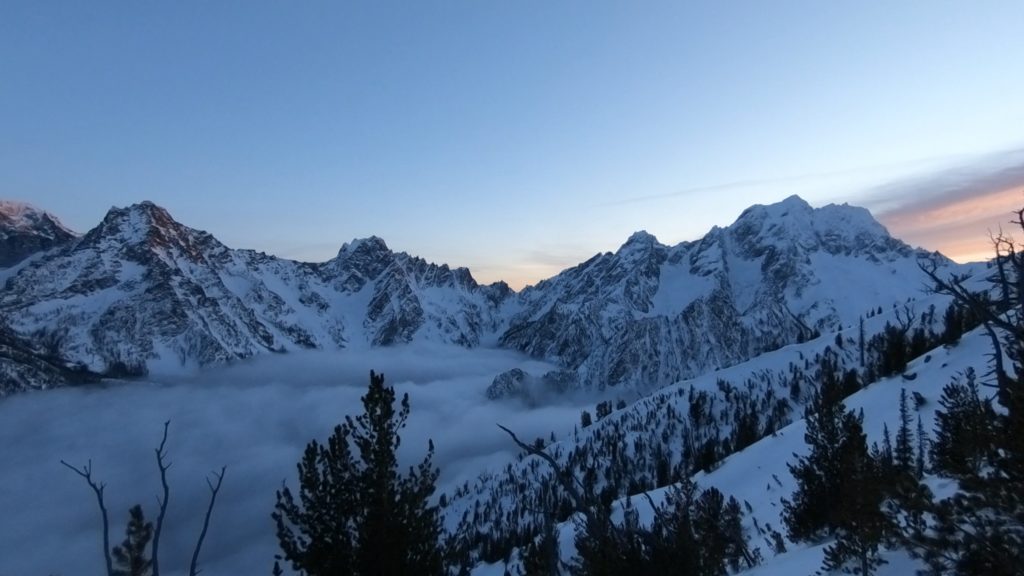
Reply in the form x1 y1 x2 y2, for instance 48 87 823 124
152 421 171 576
60 459 114 576
189 466 226 576
62 422 227 576
894 304 918 336
919 206 1024 403
497 424 596 529
498 424 590 576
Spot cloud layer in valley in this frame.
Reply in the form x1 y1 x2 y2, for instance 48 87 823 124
0 344 605 576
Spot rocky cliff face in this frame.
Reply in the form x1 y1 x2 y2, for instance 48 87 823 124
0 195 960 395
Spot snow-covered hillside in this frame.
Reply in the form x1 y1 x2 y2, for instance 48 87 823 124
469 326 997 576
441 267 987 568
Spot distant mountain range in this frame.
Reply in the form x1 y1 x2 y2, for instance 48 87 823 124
0 195 962 395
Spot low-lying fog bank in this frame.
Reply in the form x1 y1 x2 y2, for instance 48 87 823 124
0 344 609 576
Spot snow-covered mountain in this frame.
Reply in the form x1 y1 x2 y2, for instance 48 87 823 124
0 195 962 395
0 201 510 394
501 195 954 390
0 196 1002 576
0 200 77 268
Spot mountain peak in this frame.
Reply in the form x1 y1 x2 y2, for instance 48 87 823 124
726 195 909 262
618 230 660 253
779 194 811 208
91 201 180 242
338 235 390 258
78 201 214 259
0 200 75 235
736 194 813 223
0 200 78 267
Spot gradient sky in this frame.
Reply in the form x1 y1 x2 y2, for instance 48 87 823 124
3 2 1024 288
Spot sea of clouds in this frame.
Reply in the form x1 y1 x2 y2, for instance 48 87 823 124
0 343 611 576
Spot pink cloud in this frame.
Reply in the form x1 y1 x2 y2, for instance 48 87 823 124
867 147 1024 263
881 187 1024 262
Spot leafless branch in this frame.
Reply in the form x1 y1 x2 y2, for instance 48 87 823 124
918 208 1024 402
153 420 171 576
60 459 114 576
189 466 227 576
497 424 596 528
894 304 918 336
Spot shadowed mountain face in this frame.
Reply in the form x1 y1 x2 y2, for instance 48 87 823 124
0 195 959 395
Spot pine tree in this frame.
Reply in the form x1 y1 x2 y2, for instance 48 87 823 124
929 369 995 478
877 423 894 475
646 479 700 574
908 209 1024 574
572 500 643 576
692 487 751 573
894 388 915 477
572 478 752 576
112 505 153 576
820 413 888 575
521 518 559 576
907 371 1024 575
782 361 849 542
273 371 444 576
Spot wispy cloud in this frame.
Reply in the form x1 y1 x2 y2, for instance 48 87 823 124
597 153 966 207
867 147 1024 261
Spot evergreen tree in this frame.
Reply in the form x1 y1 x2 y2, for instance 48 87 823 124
915 415 928 479
929 369 995 478
692 487 750 574
782 362 849 542
820 414 888 575
112 505 153 576
894 388 915 477
645 478 700 575
877 424 894 476
572 500 644 576
273 371 444 576
572 478 751 576
907 211 1024 574
580 410 593 428
521 511 560 576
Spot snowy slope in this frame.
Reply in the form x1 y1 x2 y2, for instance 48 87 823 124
469 326 995 575
441 265 987 567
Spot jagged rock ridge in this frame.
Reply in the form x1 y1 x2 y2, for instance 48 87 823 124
0 195 960 395
500 195 951 389
0 201 511 393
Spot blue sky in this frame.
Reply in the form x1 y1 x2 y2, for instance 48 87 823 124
3 1 1024 288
